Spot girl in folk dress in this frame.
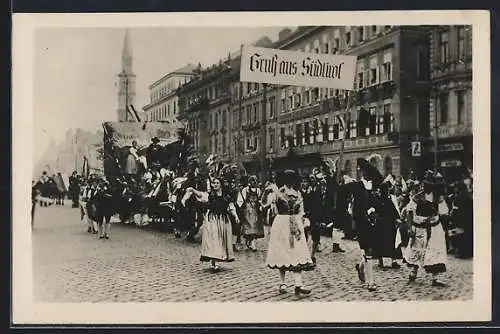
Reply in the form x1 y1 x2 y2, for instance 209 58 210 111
184 177 240 272
265 169 315 297
237 175 264 251
406 179 449 287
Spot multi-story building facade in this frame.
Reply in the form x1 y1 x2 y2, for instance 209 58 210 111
177 59 237 162
177 37 274 167
178 26 433 179
268 25 431 178
426 25 473 181
143 64 197 124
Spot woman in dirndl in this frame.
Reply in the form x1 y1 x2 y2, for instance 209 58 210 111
406 175 449 287
184 177 240 272
125 141 140 182
265 169 315 297
236 175 264 251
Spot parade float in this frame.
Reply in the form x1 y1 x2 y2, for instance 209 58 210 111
101 121 192 226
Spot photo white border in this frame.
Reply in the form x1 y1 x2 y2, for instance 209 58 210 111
12 10 491 324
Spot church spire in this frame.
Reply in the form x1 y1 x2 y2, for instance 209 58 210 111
117 28 136 122
121 28 133 74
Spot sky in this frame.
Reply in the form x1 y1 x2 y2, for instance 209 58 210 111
33 27 285 163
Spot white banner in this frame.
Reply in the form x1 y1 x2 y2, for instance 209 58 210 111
240 45 357 90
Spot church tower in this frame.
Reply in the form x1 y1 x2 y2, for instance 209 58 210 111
117 29 136 122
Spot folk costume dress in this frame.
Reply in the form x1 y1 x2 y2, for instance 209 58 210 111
125 146 140 176
406 194 448 276
237 186 265 242
196 191 236 263
265 186 315 272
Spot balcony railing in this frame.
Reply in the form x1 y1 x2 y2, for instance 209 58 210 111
269 133 396 158
179 97 209 117
433 122 473 139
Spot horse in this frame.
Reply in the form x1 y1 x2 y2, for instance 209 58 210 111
86 179 125 239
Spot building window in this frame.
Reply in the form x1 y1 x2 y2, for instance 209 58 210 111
296 124 303 146
280 128 286 148
457 91 465 124
253 104 259 123
358 27 365 42
246 105 251 125
369 106 377 135
439 31 449 64
356 61 365 90
333 116 340 139
416 49 427 80
333 38 340 52
312 88 320 102
322 118 329 142
247 83 252 94
313 119 321 142
295 92 302 107
268 97 275 118
381 103 394 133
222 109 227 127
346 31 352 46
381 50 392 82
439 93 449 124
369 55 378 85
457 26 465 60
304 122 311 144
324 43 329 54
246 137 251 151
269 131 275 149
384 156 393 176
349 118 357 138
304 89 310 105
371 25 378 36
288 95 293 111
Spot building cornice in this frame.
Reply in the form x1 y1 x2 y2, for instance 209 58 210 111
149 71 196 89
143 91 178 111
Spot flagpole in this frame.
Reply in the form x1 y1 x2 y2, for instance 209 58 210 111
260 83 268 182
336 37 355 184
238 44 244 159
336 91 351 184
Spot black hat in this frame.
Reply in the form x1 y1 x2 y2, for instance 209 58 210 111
282 169 298 186
415 200 438 218
356 158 384 186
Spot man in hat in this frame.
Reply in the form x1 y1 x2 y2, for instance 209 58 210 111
69 171 80 208
308 172 342 262
147 137 163 168
321 159 346 253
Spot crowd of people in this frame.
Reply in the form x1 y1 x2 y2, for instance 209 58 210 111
32 134 474 297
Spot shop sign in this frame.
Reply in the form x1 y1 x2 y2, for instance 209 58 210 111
428 143 465 153
440 160 462 167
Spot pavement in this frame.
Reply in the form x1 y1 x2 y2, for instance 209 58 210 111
32 204 473 302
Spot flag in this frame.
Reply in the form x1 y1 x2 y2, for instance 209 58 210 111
337 114 346 139
126 105 141 122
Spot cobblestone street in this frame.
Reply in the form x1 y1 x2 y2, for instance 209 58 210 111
32 205 473 303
